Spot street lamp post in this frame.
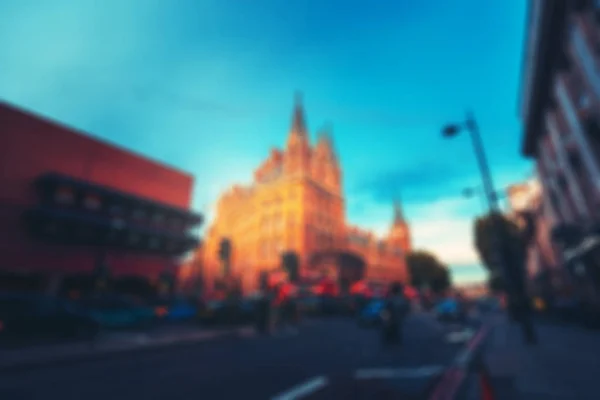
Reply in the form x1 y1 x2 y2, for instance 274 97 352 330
443 112 500 213
462 185 510 215
443 113 506 273
442 111 536 344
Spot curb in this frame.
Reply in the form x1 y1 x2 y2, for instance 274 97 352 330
0 326 251 374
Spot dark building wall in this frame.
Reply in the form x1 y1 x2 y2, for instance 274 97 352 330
0 102 194 279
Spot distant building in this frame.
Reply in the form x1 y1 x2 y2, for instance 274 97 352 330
506 179 541 217
519 1 600 301
0 101 202 296
200 94 411 294
505 179 556 282
456 282 488 300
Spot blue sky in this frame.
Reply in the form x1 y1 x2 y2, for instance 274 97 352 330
0 0 531 284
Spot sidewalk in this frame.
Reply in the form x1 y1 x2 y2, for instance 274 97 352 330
0 324 254 372
483 315 600 400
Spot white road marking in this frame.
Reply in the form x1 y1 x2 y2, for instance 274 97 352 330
445 329 475 344
354 365 444 380
271 376 328 400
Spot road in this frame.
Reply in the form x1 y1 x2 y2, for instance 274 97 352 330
0 313 477 400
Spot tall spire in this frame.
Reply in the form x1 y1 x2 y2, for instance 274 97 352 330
290 91 307 137
393 197 405 224
316 122 336 160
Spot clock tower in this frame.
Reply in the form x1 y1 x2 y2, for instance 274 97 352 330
389 199 411 253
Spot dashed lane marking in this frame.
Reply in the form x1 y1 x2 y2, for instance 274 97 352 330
354 366 444 380
271 376 329 400
445 329 475 344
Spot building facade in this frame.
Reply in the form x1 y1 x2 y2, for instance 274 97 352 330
0 101 201 295
506 179 558 284
201 95 411 294
506 179 541 217
519 0 600 302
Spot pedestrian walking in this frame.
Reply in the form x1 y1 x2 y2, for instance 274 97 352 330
270 283 284 333
282 283 299 334
381 282 410 347
516 296 538 345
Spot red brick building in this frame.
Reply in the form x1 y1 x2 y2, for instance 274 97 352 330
0 101 201 295
519 0 600 303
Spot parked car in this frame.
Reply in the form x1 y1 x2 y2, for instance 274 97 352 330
0 292 99 343
357 299 385 328
198 298 256 325
151 298 197 322
80 294 155 330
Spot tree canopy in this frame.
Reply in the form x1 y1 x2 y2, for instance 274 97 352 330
406 250 452 294
474 212 529 293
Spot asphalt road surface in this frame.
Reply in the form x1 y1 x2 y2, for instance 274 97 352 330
0 313 477 400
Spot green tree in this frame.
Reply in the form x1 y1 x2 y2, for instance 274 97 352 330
474 212 525 270
406 250 452 294
474 212 529 294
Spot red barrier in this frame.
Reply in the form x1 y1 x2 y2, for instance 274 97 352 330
479 365 495 400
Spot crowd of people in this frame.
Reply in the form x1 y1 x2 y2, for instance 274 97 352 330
253 278 413 346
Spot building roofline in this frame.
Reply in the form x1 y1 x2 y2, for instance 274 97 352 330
0 100 195 179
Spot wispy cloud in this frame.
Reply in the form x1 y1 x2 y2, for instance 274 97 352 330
348 194 481 267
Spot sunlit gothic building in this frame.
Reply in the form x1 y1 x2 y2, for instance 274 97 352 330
200 94 411 294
